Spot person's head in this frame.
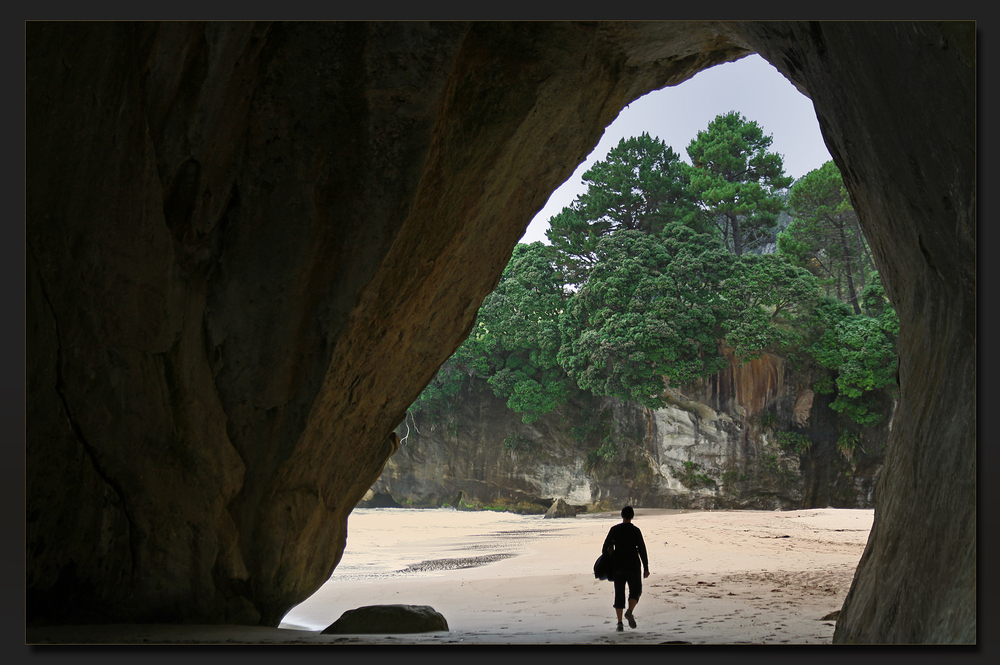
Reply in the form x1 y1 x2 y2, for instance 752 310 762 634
621 506 634 521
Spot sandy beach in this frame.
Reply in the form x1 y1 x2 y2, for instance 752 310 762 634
26 507 873 645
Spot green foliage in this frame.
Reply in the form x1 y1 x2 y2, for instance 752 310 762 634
780 161 874 313
502 434 532 452
585 437 620 472
804 289 898 427
721 252 819 358
557 225 734 406
481 243 575 423
676 460 716 489
775 431 812 455
409 121 897 454
836 429 861 460
571 405 605 443
547 133 700 284
457 242 577 424
408 339 487 421
686 111 793 256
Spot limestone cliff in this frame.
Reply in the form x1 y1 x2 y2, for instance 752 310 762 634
367 351 887 513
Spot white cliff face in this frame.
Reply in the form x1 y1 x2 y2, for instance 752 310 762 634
652 402 739 465
522 460 593 505
649 402 741 498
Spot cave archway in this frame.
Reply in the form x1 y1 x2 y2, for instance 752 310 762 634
26 21 974 643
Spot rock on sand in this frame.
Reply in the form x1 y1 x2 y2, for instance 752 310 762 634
321 604 449 634
544 499 576 519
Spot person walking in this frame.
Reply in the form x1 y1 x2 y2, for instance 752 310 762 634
602 505 650 631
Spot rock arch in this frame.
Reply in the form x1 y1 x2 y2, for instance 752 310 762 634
26 21 974 642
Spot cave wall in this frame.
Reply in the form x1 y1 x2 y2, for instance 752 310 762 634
730 22 976 644
26 20 751 627
26 21 974 643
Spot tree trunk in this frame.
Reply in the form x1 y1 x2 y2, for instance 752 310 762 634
838 221 862 314
731 213 743 256
844 213 871 315
852 213 877 280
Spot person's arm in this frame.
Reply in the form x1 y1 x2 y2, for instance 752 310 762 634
603 527 615 555
638 531 650 577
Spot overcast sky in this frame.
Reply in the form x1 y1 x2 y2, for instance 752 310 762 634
518 53 833 245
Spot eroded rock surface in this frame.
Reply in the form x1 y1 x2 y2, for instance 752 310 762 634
369 350 882 513
26 21 974 643
321 604 449 634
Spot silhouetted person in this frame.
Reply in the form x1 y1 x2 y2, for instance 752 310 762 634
602 505 650 631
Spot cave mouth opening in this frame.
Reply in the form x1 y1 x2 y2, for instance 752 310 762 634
26 21 973 643
278 52 880 640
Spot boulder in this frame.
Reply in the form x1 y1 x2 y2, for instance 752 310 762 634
321 604 449 634
544 499 576 519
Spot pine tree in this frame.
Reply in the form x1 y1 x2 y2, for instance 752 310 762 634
686 111 793 256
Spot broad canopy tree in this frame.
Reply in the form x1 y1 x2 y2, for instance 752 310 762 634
412 242 578 424
556 223 816 409
557 225 734 409
476 242 575 422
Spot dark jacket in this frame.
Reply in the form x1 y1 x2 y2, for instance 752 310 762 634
603 522 649 574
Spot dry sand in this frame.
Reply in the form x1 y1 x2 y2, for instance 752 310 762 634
26 507 873 645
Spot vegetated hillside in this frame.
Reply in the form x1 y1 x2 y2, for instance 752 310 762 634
366 129 896 515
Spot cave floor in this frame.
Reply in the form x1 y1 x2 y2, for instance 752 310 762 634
27 508 872 645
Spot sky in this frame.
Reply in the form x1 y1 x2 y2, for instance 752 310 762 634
518 53 833 245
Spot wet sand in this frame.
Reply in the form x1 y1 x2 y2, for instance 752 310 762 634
26 507 873 645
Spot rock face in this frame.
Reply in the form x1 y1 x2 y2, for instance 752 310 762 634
368 351 886 513
26 21 974 643
321 604 448 634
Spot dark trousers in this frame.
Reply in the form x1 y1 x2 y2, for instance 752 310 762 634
612 570 642 609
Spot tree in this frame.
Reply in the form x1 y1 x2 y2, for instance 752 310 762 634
803 283 898 427
721 252 820 359
780 160 875 314
686 111 793 256
556 225 735 409
410 243 574 424
470 242 577 423
546 133 697 285
411 125 896 441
